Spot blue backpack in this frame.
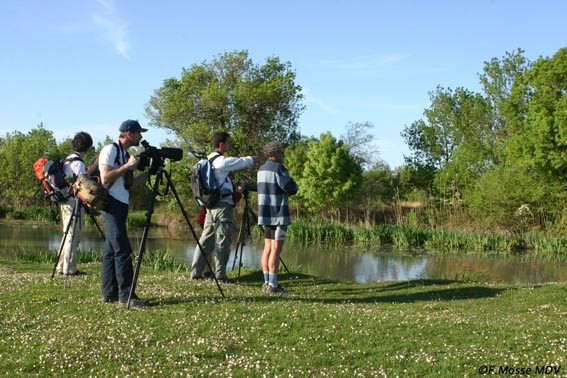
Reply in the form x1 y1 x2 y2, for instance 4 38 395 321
191 154 222 208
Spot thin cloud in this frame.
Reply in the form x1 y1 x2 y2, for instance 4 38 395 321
304 89 337 114
93 0 130 60
308 96 337 114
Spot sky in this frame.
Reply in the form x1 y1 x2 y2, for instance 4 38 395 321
1 0 565 168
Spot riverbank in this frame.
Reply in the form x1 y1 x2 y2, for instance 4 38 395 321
0 262 565 377
286 218 567 260
3 211 567 260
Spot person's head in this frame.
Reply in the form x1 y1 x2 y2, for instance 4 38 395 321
263 141 284 162
72 132 93 153
212 132 232 152
119 119 147 147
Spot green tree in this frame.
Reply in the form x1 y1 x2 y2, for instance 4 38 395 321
467 166 555 230
284 137 311 216
299 133 363 219
402 86 493 193
504 48 567 180
0 125 59 207
358 161 395 223
479 48 530 157
145 50 304 159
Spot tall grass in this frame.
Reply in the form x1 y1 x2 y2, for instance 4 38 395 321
6 206 58 222
5 247 187 273
288 218 352 243
285 219 567 258
523 233 567 259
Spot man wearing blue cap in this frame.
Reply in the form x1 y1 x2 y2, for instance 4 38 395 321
98 119 149 308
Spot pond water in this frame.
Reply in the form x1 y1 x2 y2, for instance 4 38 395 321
1 221 566 284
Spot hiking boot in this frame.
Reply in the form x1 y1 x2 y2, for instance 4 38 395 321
267 284 287 294
120 297 149 308
69 270 87 276
101 295 119 303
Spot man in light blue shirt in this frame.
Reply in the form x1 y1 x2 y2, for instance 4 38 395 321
190 132 264 282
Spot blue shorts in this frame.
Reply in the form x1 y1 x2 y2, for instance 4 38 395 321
264 225 287 241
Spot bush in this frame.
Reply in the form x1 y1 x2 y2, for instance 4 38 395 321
7 206 58 222
0 204 8 218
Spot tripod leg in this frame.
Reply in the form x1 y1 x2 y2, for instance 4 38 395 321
52 199 78 279
231 209 247 273
127 170 161 309
237 209 249 279
278 255 291 275
81 202 105 241
163 171 225 299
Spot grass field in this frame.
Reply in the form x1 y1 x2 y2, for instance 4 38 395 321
0 262 565 377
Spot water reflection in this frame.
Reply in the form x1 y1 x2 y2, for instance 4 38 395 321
1 222 566 284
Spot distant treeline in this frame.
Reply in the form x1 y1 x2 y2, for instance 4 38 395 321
0 48 565 236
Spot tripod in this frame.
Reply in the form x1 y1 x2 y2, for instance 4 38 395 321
51 198 105 288
128 160 224 309
231 190 291 279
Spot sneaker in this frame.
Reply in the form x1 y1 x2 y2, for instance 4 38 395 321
267 284 287 294
262 283 271 293
101 295 119 303
218 277 235 284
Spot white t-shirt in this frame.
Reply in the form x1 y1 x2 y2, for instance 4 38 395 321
63 153 86 178
99 142 130 205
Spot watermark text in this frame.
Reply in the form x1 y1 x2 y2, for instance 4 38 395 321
478 365 562 375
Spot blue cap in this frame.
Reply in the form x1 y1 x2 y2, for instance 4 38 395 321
119 119 148 132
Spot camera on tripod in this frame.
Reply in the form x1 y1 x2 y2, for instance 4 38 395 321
137 140 183 174
236 182 257 196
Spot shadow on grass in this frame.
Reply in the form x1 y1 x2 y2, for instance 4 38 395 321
99 269 514 307
228 271 508 305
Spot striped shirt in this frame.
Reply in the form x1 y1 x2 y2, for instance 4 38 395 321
257 159 298 226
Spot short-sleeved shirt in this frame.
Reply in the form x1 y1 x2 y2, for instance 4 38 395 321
99 142 130 205
63 153 86 178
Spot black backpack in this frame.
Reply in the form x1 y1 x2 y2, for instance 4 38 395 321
192 154 222 208
88 142 121 182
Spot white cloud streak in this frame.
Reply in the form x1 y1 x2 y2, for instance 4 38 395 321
303 88 338 114
93 0 130 60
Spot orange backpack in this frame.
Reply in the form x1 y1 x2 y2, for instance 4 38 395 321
33 157 80 203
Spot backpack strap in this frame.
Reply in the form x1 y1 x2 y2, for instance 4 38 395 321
113 142 125 166
63 153 84 164
62 154 86 180
209 153 232 197
104 142 124 192
208 153 222 164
